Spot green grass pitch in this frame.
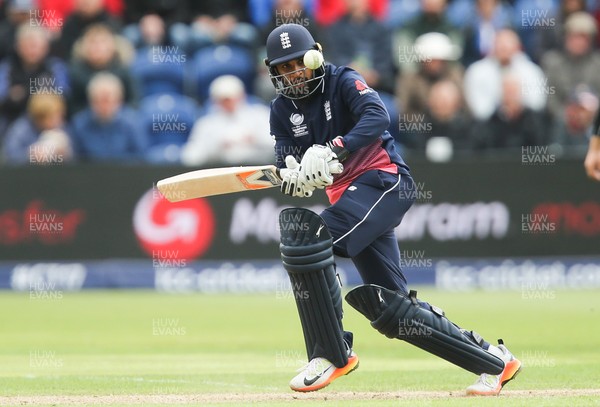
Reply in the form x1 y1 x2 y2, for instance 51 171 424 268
0 288 599 406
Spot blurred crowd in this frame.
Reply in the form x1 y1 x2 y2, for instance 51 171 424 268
1 0 600 165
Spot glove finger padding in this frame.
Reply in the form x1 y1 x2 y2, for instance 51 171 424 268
287 172 300 195
296 169 315 197
285 155 299 169
300 145 335 189
280 155 299 196
299 186 313 197
309 154 331 189
281 155 315 198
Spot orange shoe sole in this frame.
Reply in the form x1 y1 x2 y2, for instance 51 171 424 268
293 354 359 392
500 358 522 388
467 359 522 396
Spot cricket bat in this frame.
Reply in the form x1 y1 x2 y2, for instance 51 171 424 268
156 165 281 202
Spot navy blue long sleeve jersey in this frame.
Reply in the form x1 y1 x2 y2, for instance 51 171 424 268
270 64 410 203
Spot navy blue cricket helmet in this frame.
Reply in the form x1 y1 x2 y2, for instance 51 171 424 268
264 24 325 100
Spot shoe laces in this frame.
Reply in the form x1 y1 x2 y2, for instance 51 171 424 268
297 357 330 376
497 345 514 362
478 373 499 388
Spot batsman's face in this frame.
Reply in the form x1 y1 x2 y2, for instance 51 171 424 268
275 58 314 88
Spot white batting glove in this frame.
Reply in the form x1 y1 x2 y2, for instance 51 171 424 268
280 155 314 197
299 145 344 189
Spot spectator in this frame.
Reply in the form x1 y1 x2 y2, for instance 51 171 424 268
56 0 120 59
385 0 422 29
325 0 395 93
170 0 256 54
464 28 547 121
181 75 272 166
124 14 169 49
189 0 251 24
123 0 190 26
446 0 479 29
473 74 545 150
195 6 255 48
138 14 168 46
534 0 586 62
541 11 600 118
424 79 474 152
550 85 599 149
394 0 463 73
3 93 73 165
71 72 147 162
461 0 513 67
38 0 123 33
397 32 463 119
511 0 560 62
68 23 136 115
0 0 36 62
128 16 186 97
0 24 69 135
316 0 386 27
398 0 458 36
260 0 319 44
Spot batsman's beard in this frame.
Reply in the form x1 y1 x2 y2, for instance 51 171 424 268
272 67 325 100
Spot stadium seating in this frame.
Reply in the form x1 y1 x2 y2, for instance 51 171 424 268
190 45 256 104
130 47 186 97
138 93 199 163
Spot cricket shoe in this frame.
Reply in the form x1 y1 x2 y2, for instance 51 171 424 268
289 351 359 392
466 339 522 396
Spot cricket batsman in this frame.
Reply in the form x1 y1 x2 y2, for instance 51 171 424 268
265 23 522 395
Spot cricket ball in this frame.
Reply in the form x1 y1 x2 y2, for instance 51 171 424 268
303 49 324 70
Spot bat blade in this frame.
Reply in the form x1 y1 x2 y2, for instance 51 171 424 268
156 165 281 202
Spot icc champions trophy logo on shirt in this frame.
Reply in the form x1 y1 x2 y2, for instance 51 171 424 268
289 113 308 137
289 113 304 125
